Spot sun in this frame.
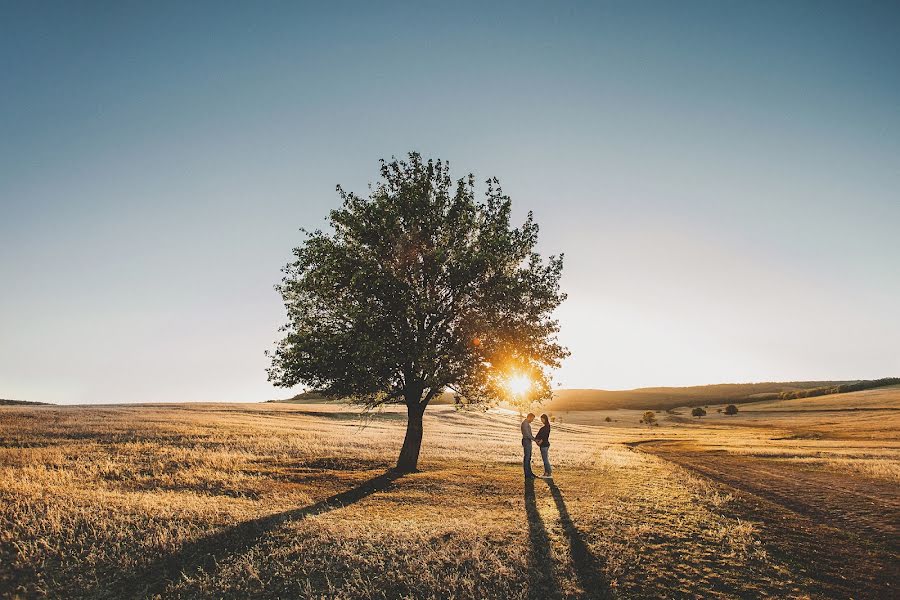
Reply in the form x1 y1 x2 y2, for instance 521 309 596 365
505 373 532 397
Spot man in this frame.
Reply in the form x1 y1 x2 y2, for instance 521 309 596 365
520 413 537 479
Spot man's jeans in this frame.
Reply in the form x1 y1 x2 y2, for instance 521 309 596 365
522 439 535 476
539 445 552 475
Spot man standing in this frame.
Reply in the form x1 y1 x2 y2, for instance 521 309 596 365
521 413 537 479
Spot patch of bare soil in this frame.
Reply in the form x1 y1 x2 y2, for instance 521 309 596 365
637 441 899 600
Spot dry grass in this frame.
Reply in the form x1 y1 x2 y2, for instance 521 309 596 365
551 385 900 485
1 399 897 599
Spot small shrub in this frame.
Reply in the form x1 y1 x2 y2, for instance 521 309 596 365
724 405 739 416
691 407 707 419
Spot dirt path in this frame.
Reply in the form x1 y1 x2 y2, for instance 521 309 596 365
632 440 899 600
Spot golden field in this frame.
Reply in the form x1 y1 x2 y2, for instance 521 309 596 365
2 386 898 599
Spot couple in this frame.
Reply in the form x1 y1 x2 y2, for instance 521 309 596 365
520 412 552 479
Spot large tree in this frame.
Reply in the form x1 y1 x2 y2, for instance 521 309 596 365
268 153 568 472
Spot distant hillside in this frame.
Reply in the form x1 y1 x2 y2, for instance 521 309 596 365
270 390 458 405
267 391 330 403
268 378 900 411
0 399 52 406
546 378 900 412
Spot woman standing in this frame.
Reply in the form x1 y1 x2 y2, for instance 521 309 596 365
534 413 552 477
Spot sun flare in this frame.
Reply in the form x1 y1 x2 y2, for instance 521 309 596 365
505 373 532 397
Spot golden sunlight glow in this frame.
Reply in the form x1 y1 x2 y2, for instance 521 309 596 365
505 372 532 397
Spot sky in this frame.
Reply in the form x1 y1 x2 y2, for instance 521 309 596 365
1 2 898 404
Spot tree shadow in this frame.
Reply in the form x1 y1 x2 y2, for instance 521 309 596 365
97 470 402 600
524 478 562 600
543 479 613 599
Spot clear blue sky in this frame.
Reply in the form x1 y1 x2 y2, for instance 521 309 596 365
2 2 898 404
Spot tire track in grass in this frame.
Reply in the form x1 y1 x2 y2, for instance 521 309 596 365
633 441 899 600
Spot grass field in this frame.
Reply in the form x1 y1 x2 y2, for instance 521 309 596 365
2 388 898 599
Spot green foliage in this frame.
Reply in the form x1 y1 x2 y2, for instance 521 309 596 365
691 407 707 418
724 404 739 415
268 153 568 469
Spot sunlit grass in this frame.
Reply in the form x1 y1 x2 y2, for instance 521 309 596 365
1 399 896 598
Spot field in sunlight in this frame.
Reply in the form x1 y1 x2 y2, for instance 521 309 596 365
2 394 897 599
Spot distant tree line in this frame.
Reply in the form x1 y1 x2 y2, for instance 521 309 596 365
777 377 900 401
0 399 51 406
547 377 900 412
287 377 900 412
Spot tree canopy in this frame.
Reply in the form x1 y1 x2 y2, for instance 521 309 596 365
268 153 568 470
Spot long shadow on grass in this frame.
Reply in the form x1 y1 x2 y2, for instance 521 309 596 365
525 478 562 600
98 470 402 600
543 479 613 599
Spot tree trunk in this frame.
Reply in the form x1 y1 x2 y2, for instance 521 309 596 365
396 403 425 472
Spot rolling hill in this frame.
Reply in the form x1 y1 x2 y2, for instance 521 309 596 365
271 378 900 411
544 378 900 411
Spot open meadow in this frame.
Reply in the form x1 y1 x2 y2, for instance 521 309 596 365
5 3 899 599
2 388 898 599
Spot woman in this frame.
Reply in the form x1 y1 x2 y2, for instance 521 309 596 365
534 413 552 477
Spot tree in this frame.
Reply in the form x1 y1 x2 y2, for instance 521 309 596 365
640 411 657 428
691 407 707 419
724 404 738 415
268 153 568 472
